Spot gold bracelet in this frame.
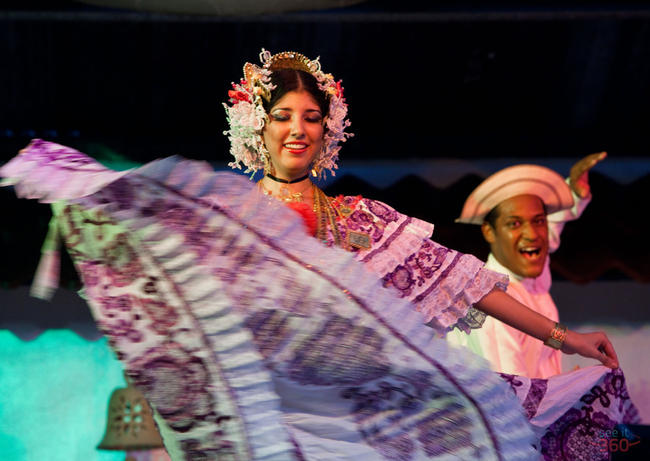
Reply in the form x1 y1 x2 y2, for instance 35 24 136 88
544 322 567 349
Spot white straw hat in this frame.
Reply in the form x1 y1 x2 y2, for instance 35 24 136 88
456 164 574 225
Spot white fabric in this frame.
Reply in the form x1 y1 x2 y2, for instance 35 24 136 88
502 364 620 438
562 323 650 424
546 184 591 254
447 188 591 378
447 255 562 378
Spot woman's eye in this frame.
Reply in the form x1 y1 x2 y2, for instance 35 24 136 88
270 113 289 121
306 115 323 123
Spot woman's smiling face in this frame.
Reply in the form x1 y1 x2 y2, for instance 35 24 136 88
262 90 325 180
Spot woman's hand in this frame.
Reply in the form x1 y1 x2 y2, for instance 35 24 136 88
476 290 620 369
562 329 619 369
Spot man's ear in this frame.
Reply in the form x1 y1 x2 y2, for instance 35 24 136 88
481 222 496 244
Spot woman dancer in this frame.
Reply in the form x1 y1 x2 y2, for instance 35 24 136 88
225 50 618 366
1 50 637 460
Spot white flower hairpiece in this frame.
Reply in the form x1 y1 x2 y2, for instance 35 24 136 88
223 49 353 178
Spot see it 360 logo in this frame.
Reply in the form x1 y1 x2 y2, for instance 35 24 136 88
591 426 641 454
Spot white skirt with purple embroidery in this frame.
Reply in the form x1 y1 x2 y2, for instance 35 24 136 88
1 140 638 461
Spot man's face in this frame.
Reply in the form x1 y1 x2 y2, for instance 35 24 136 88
482 194 549 278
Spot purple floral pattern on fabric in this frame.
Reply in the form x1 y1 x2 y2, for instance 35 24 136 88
328 197 400 250
581 385 611 408
127 342 218 433
335 197 501 333
213 243 265 291
103 317 144 343
159 203 216 260
540 407 616 461
244 309 291 360
499 369 640 460
371 433 415 461
140 298 180 335
279 279 317 316
100 294 133 317
180 437 236 460
499 373 525 393
22 139 104 170
345 209 386 244
383 264 416 293
287 316 390 386
102 233 144 287
382 241 450 297
499 369 640 461
60 202 184 342
410 241 448 282
416 404 472 458
522 379 548 419
365 199 399 223
342 372 474 459
95 295 144 345
78 261 101 288
55 197 243 454
104 179 137 211
12 144 642 461
604 372 638 416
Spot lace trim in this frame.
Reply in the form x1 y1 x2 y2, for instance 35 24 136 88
349 198 507 335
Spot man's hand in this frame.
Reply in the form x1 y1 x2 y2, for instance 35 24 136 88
569 151 607 198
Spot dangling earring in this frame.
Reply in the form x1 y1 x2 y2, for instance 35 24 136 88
259 140 272 175
267 156 276 176
262 151 270 175
310 144 326 178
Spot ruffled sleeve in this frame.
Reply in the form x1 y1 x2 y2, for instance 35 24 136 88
352 198 508 335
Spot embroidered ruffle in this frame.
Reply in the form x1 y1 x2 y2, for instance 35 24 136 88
347 198 506 334
1 140 537 460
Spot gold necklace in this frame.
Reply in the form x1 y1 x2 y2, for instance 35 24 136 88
313 184 345 249
258 180 348 250
258 179 312 203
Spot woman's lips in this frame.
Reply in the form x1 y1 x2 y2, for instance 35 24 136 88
284 142 308 154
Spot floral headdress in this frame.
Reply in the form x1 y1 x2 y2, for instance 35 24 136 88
223 49 353 178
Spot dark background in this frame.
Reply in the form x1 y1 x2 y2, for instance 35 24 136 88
3 1 650 161
2 0 650 287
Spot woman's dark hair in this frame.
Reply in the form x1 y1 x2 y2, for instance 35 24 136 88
263 69 330 117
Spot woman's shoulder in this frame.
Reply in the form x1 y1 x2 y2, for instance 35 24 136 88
328 194 435 247
329 195 400 220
